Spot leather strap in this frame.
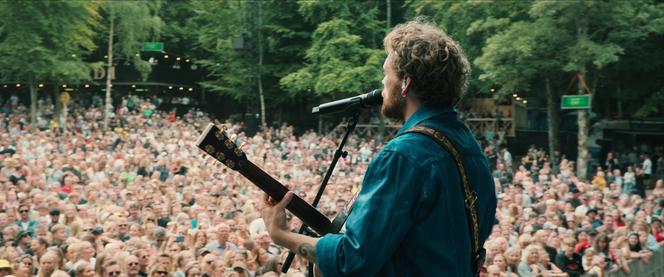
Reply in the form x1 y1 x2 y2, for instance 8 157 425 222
401 125 485 276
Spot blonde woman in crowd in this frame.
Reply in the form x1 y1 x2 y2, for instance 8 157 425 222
73 260 95 277
517 245 544 277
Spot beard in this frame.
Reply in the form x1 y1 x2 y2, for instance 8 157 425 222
381 88 406 120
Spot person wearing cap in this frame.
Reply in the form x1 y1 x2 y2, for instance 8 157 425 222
15 203 39 237
231 261 249 277
0 259 12 277
48 208 61 230
14 230 31 254
568 187 582 208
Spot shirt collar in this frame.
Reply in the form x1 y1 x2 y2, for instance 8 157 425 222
397 105 456 135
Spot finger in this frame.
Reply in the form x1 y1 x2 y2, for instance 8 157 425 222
264 194 279 207
275 191 294 210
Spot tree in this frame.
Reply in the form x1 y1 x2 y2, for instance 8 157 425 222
528 0 660 179
411 0 662 180
281 1 385 98
475 16 569 159
189 0 318 125
0 1 99 124
189 0 254 103
100 1 162 128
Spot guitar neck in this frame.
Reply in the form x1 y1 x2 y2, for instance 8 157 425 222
195 123 332 235
238 160 332 235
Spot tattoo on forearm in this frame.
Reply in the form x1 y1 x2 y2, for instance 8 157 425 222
297 243 317 263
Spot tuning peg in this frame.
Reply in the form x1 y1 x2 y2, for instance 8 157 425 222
239 142 247 150
230 134 238 142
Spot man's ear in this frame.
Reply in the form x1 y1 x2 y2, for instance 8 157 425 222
401 76 412 97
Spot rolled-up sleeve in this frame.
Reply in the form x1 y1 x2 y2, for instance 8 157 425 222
316 149 420 277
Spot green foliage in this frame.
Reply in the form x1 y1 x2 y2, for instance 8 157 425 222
281 1 384 97
103 0 162 80
0 1 100 83
188 0 249 100
467 0 663 112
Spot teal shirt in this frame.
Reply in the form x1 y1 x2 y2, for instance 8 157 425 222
316 105 497 277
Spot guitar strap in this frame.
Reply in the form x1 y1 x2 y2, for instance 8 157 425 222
400 125 486 277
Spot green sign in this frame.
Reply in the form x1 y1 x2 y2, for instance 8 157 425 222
142 42 164 52
561 95 591 109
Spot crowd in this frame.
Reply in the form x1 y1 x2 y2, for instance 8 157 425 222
0 93 662 277
0 94 371 277
483 144 664 277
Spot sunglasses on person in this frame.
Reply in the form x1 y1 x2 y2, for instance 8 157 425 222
128 262 139 266
108 271 121 276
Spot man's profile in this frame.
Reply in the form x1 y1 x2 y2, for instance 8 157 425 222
262 18 497 276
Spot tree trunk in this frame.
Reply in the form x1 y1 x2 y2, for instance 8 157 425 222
575 18 590 180
257 0 266 126
104 12 114 129
200 86 207 109
54 85 62 119
386 0 392 29
545 76 560 159
29 75 37 125
576 72 590 180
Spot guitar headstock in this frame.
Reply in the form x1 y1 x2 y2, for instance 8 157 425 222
196 123 247 171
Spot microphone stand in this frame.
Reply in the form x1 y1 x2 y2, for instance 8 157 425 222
281 111 360 276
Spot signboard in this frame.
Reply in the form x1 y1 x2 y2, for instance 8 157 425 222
561 95 591 109
142 42 164 52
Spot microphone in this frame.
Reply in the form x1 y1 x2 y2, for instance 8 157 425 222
312 89 382 114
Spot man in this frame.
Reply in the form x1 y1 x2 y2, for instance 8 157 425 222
14 230 31 254
262 18 496 276
201 253 218 277
132 250 149 277
125 255 141 277
48 208 61 230
642 153 652 178
114 217 131 241
555 238 584 277
15 204 39 237
204 223 237 257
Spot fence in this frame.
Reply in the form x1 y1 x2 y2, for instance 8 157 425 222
334 118 514 138
594 247 664 277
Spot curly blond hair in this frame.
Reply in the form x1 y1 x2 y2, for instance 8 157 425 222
384 17 470 106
